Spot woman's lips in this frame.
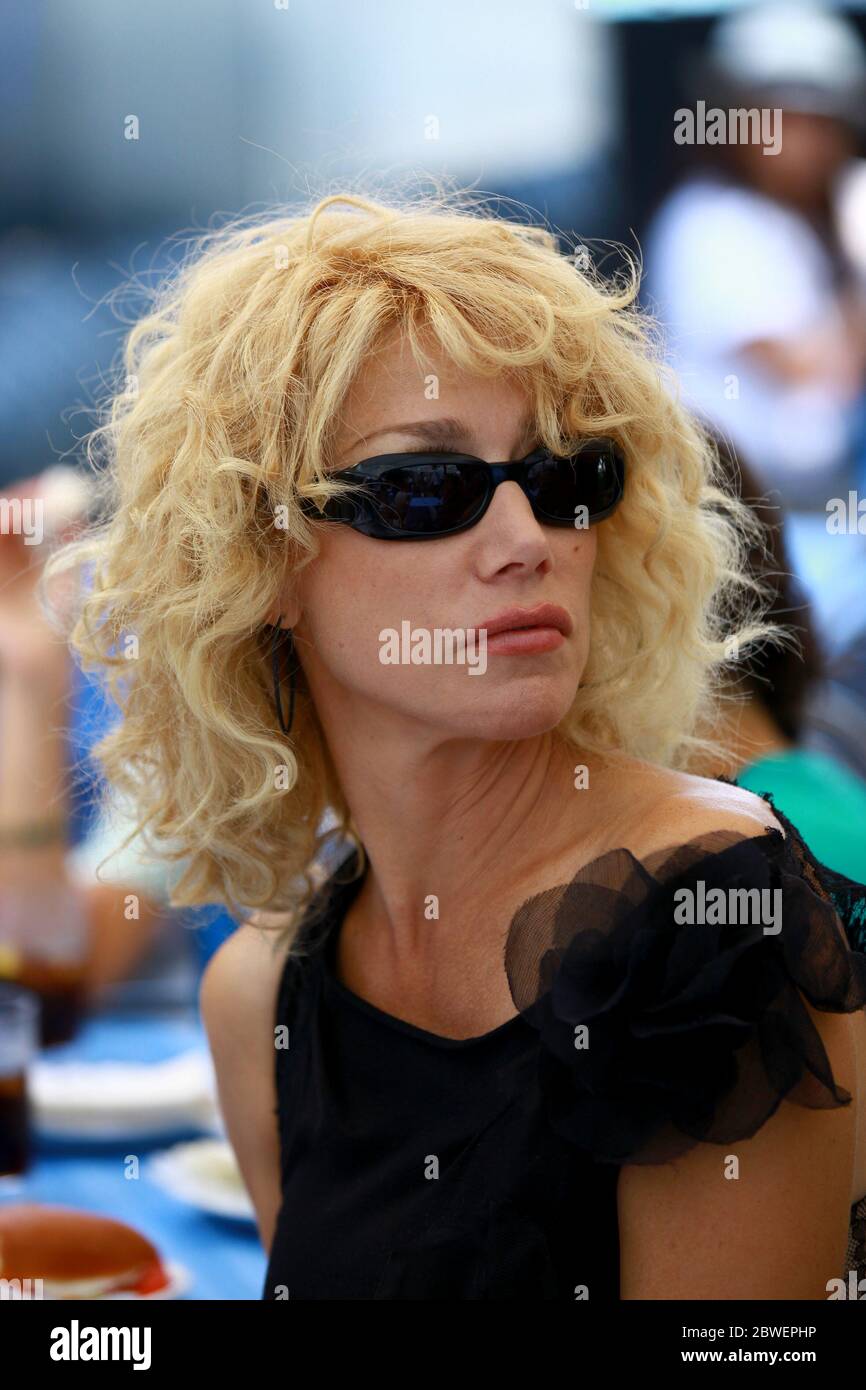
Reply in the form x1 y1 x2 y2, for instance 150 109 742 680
484 626 566 654
479 603 571 655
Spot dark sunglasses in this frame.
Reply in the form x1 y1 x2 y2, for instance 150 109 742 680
298 437 625 540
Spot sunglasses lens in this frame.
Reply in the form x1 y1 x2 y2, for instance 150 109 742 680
367 461 489 535
527 448 621 522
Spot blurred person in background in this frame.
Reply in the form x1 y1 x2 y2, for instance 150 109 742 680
643 0 866 511
809 616 866 783
0 467 188 1034
693 433 866 893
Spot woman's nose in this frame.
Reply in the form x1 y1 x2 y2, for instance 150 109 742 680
483 477 541 527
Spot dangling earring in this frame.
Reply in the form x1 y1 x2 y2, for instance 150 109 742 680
270 616 297 735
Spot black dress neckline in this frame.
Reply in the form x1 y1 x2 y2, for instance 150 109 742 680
318 856 529 1051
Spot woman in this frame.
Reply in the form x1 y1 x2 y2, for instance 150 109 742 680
43 191 866 1300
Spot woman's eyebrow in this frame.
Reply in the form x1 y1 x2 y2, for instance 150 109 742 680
355 411 537 451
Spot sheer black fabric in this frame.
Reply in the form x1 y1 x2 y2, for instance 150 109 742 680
263 785 866 1299
504 801 866 1167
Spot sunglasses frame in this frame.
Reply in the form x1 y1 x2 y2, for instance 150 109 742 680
299 436 626 540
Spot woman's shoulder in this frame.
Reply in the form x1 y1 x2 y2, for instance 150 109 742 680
611 763 865 947
599 759 783 859
199 921 291 1043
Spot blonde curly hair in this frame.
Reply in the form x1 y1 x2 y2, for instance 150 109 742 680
41 187 782 945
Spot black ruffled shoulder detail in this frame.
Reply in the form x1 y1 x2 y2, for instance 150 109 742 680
503 812 866 1166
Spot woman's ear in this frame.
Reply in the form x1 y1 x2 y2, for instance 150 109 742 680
263 594 301 628
264 549 304 628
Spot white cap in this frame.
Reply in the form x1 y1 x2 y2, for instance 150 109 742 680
710 0 866 106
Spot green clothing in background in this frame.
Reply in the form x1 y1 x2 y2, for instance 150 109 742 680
736 749 866 883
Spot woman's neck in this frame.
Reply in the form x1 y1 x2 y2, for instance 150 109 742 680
329 727 621 959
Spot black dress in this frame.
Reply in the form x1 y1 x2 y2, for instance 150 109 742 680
262 789 866 1300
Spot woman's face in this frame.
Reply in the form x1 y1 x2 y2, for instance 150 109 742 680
283 328 597 743
734 110 857 208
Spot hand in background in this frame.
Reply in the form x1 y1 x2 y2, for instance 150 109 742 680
0 466 91 687
1 467 169 999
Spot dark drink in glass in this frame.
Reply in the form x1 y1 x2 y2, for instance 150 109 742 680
9 956 86 1048
0 985 38 1178
0 1071 30 1175
0 884 89 1047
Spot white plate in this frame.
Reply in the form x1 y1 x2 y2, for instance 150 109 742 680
31 1051 220 1140
146 1140 256 1223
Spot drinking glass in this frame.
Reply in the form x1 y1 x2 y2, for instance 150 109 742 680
0 983 39 1184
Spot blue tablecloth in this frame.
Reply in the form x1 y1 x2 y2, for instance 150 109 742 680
1 1010 267 1300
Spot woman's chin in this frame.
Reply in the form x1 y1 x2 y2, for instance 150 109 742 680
442 690 576 741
